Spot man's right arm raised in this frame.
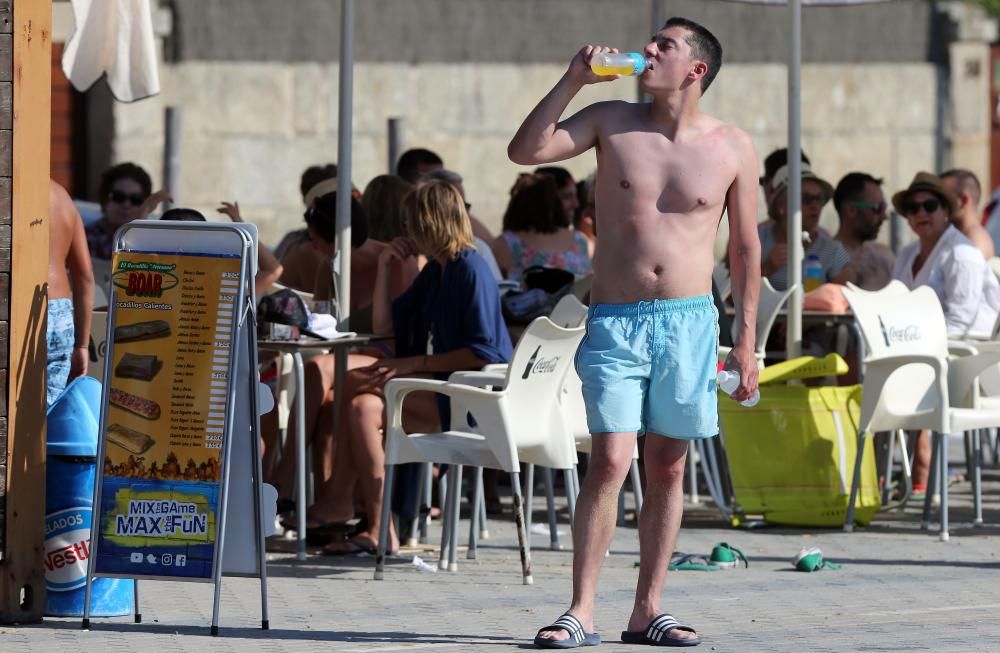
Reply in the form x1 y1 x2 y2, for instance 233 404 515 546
507 46 618 165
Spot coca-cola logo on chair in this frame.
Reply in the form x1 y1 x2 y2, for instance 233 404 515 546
878 315 922 347
521 345 561 379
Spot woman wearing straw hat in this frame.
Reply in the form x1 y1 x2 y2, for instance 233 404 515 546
892 171 1000 336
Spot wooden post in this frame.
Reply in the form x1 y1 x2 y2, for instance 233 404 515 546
0 0 50 623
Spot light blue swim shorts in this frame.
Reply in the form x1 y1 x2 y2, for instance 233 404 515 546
47 298 75 408
574 295 719 440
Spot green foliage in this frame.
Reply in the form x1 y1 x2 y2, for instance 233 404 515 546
964 0 1000 19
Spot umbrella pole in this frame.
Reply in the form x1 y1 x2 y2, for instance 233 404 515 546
335 0 355 327
786 0 803 359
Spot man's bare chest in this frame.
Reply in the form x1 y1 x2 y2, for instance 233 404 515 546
598 134 736 211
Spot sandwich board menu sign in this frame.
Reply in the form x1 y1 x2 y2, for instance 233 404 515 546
93 251 241 579
83 222 269 634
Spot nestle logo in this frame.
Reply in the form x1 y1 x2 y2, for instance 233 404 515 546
878 315 921 347
44 539 91 571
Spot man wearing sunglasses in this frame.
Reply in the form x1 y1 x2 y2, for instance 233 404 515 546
832 172 894 291
941 168 995 259
85 162 169 260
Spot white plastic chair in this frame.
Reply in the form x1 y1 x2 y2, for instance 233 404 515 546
374 317 585 584
988 256 1000 283
466 295 643 551
718 278 796 368
263 283 316 446
843 284 1000 540
91 259 112 309
712 262 731 303
86 310 108 382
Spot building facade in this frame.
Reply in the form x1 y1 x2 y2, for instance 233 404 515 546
52 0 997 252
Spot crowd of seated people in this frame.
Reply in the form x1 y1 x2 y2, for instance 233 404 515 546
749 148 1000 499
69 149 597 548
75 143 1000 551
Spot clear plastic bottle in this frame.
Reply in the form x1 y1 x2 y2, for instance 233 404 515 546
804 254 824 292
716 369 760 408
590 52 652 77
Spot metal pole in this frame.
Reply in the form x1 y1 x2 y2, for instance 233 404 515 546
785 0 803 359
641 0 666 103
335 0 355 328
163 107 182 209
387 118 404 175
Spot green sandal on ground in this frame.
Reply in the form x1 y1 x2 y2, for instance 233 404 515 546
794 547 842 571
709 542 749 569
668 552 720 571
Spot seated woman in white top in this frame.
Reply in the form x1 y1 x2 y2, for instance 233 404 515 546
892 172 1000 336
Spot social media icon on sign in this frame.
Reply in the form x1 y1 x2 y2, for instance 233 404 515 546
130 552 143 563
175 554 187 567
161 553 173 566
146 554 157 564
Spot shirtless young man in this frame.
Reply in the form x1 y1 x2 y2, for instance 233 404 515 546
48 180 95 406
508 17 760 649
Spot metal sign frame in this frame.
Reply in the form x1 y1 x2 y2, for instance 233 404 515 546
80 221 269 635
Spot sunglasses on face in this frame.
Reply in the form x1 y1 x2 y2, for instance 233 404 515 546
849 201 887 214
108 190 146 206
801 192 827 206
902 198 941 216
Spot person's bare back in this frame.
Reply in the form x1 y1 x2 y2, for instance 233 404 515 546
589 101 747 303
48 179 94 383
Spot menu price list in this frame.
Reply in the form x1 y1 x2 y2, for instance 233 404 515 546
169 266 240 452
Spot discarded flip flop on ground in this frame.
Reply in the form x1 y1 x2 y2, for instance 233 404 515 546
709 542 749 569
794 546 842 572
667 552 720 571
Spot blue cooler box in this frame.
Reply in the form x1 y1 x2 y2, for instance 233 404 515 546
45 376 134 617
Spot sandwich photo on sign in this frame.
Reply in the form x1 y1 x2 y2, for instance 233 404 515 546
114 319 171 343
109 387 161 420
114 352 163 381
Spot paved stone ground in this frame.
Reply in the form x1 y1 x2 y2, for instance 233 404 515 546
7 464 1000 652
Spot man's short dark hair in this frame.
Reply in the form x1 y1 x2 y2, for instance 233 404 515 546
941 168 981 206
833 172 883 213
300 164 338 199
99 162 152 206
535 166 574 190
664 17 723 93
761 148 811 186
396 148 444 183
160 208 206 222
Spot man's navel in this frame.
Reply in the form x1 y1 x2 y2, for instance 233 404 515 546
620 179 631 190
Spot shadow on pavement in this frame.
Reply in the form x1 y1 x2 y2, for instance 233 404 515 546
30 619 518 645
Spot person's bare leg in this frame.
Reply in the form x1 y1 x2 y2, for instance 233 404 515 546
536 432 636 642
625 433 697 642
912 429 930 490
260 408 280 482
343 390 440 552
309 361 377 523
273 354 336 496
